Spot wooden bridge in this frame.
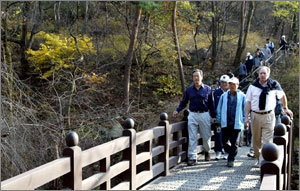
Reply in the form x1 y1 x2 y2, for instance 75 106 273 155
1 111 294 190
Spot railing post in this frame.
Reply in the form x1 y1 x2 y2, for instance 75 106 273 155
260 142 281 190
158 112 170 176
144 139 152 172
122 118 137 190
273 123 287 189
99 157 111 190
281 115 293 190
173 128 180 157
62 132 82 190
182 110 189 162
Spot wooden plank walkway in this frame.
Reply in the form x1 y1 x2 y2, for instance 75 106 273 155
141 146 260 190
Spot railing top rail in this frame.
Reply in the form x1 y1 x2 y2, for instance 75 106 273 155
1 157 71 190
136 126 165 145
81 136 130 168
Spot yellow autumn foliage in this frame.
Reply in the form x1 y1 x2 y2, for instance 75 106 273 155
83 72 108 85
26 31 95 79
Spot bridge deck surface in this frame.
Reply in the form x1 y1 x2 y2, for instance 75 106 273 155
141 146 260 190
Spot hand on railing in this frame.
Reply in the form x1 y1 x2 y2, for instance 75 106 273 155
283 108 293 119
173 111 178 118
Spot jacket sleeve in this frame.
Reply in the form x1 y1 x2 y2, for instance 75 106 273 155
216 94 223 123
176 89 189 113
242 95 246 122
208 89 216 118
243 65 247 73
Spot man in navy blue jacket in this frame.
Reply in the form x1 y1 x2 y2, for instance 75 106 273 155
173 69 215 166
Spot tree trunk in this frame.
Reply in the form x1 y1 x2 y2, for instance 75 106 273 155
123 6 142 110
241 2 255 52
28 1 43 50
291 13 298 42
145 13 151 44
220 23 227 52
82 1 89 34
20 2 30 80
171 1 185 93
193 26 200 67
3 2 14 119
211 1 217 69
233 1 246 67
54 1 61 33
105 2 109 36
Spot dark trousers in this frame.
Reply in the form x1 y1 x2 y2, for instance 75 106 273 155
222 125 241 162
238 74 246 82
246 67 252 74
214 126 223 152
244 125 252 146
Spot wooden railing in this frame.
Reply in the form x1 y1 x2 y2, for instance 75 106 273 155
1 111 198 190
1 111 293 190
260 115 294 190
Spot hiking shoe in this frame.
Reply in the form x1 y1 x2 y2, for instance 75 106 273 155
223 153 229 160
187 159 196 166
227 161 234 167
254 159 260 168
247 153 255 158
205 152 211 161
215 151 221 160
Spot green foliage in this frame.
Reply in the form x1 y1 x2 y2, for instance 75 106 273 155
272 1 299 22
26 32 95 78
135 1 162 12
177 1 193 11
156 74 182 97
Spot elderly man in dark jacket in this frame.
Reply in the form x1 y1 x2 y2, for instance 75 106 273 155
245 52 254 74
238 61 247 81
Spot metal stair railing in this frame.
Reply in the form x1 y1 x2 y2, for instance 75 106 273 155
240 46 283 92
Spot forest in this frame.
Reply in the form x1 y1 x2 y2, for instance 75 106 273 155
1 1 299 188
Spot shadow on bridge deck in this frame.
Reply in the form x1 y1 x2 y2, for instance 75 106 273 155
141 146 260 190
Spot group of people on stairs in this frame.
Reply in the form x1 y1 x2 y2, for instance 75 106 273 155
238 35 292 84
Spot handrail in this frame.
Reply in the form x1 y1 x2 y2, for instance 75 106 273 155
0 112 192 190
259 115 293 190
1 157 71 190
239 46 283 90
